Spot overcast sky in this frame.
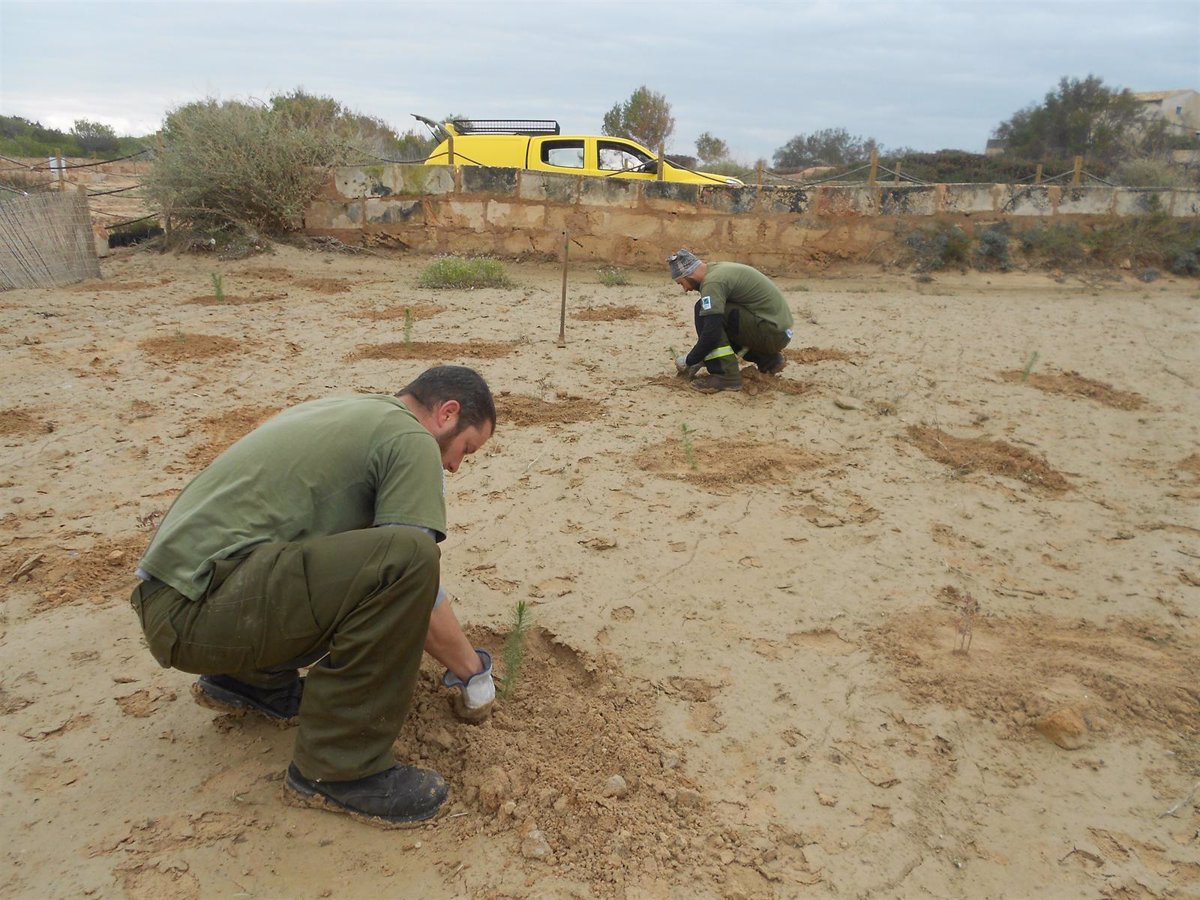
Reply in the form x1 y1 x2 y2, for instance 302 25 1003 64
1 0 1197 162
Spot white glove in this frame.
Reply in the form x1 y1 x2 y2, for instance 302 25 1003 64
675 354 699 378
442 649 495 721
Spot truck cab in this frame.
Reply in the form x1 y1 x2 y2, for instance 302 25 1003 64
416 116 743 187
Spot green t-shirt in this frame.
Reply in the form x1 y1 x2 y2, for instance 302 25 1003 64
697 262 794 332
139 395 447 600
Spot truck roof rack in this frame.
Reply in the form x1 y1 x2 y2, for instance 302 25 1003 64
448 119 561 136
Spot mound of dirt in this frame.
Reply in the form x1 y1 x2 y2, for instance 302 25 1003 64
293 277 351 294
650 369 815 398
785 346 855 364
1180 453 1200 479
354 303 447 321
495 394 605 427
574 305 645 321
869 606 1200 771
2 534 148 612
1000 369 1146 410
635 437 823 489
0 407 50 437
400 626 816 893
347 341 518 361
138 333 241 363
905 425 1070 492
187 405 282 467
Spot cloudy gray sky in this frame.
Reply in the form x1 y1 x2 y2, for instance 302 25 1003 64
1 0 1197 163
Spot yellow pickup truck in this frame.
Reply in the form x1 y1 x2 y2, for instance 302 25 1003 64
416 116 743 187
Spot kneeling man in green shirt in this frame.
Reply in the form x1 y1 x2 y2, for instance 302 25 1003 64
667 248 795 393
129 365 496 827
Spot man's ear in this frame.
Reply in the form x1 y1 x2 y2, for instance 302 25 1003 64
435 399 461 431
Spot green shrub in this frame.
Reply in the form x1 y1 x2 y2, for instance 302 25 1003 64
974 224 1011 271
1087 214 1200 272
1016 223 1087 269
143 99 342 236
597 265 630 286
417 255 514 289
904 222 970 271
1113 159 1192 189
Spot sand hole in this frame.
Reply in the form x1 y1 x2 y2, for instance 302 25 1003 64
293 277 351 294
0 407 49 437
869 608 1198 768
187 405 281 467
402 626 790 892
347 341 517 361
650 368 815 398
1179 453 1200 479
354 303 447 321
635 437 823 489
138 333 241 363
495 394 605 427
574 305 645 321
785 346 854 364
1000 369 1146 410
906 425 1070 492
4 534 149 612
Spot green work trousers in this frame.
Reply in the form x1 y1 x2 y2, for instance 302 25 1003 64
694 303 792 375
129 527 440 781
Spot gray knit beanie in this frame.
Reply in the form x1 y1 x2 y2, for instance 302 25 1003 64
667 248 701 280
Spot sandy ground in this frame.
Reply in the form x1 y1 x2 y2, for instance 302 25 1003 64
1 242 1198 900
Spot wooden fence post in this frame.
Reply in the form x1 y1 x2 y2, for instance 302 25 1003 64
1034 163 1043 185
868 150 879 186
1071 156 1083 187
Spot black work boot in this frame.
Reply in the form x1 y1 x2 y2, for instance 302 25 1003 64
192 674 304 725
284 762 448 828
689 371 743 393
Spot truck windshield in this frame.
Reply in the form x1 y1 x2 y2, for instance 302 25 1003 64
598 141 653 172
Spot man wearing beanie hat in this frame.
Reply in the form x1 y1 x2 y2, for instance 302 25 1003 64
666 249 794 393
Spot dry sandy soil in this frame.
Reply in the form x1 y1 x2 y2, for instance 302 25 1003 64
1 242 1198 900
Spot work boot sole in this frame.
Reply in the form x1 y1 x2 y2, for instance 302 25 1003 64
282 771 446 830
190 681 299 728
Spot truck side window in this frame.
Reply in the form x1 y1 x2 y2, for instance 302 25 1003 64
599 141 653 172
541 141 585 169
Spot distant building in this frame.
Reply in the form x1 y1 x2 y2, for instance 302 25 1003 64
1133 89 1200 140
984 138 1006 158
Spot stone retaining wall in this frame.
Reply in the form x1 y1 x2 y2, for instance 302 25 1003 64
304 164 1200 273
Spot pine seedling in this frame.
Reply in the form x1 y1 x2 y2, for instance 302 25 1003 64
403 307 414 346
497 600 531 700
1021 350 1040 381
680 422 698 471
210 272 224 302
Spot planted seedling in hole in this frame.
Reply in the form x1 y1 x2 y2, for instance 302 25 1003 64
210 272 224 302
497 600 531 700
680 422 698 471
403 307 414 346
1022 350 1040 381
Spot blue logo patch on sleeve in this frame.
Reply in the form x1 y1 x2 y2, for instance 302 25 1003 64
701 296 712 311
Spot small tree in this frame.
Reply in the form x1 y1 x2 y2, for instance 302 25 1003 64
773 127 878 170
695 131 730 164
993 75 1168 166
602 86 675 151
71 119 119 155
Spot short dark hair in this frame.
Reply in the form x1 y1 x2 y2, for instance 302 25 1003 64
398 365 496 432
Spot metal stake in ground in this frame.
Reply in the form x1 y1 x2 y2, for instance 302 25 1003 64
557 230 568 348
